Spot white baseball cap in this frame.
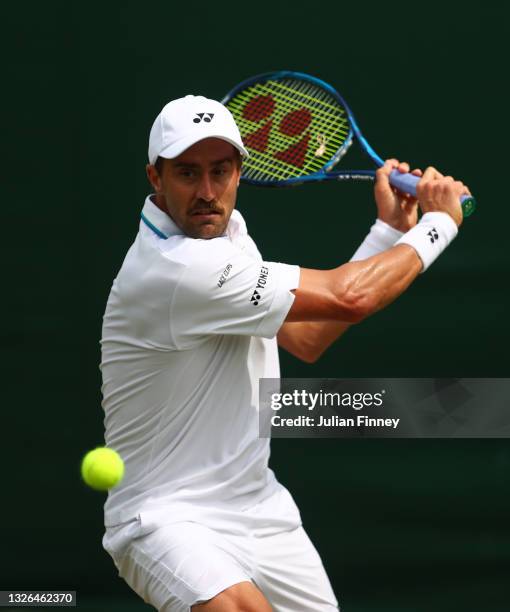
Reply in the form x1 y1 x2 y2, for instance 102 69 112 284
148 95 249 164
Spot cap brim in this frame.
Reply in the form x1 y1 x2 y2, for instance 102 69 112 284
158 134 249 161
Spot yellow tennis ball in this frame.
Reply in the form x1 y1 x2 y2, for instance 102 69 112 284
81 447 124 491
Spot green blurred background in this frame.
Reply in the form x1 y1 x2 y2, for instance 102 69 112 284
3 1 509 610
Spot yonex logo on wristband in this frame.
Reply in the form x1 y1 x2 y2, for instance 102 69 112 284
396 213 458 273
193 113 214 124
427 228 439 243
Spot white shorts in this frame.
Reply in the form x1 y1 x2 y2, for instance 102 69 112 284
105 518 339 611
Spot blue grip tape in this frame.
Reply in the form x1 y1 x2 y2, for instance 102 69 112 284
389 170 476 217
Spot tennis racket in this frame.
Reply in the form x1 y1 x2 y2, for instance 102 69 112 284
221 71 476 217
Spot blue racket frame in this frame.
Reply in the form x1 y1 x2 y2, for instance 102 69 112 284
222 71 476 217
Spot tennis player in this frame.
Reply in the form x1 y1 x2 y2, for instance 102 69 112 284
100 95 469 611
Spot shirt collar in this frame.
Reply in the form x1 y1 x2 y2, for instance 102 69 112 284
140 195 248 241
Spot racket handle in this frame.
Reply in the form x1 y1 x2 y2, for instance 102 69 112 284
389 170 476 218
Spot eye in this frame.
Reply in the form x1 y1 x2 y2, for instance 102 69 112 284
178 168 195 178
213 164 231 176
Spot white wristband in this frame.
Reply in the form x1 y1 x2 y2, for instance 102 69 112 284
395 212 458 272
350 219 404 261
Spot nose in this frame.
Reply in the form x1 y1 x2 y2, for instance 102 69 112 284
195 173 215 202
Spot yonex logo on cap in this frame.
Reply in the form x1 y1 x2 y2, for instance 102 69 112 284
193 113 214 124
148 96 248 164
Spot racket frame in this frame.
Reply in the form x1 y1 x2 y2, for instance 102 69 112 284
222 70 476 216
221 70 384 187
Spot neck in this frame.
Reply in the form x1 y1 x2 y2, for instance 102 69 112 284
151 193 168 214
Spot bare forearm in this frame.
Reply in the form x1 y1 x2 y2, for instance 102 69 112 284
279 244 421 361
339 243 422 318
287 244 422 323
278 320 352 363
280 162 466 361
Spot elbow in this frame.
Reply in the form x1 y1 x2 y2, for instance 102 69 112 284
337 290 376 323
281 335 326 364
299 348 324 364
286 341 325 364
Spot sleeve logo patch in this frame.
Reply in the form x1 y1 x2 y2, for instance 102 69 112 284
217 264 233 288
250 266 270 306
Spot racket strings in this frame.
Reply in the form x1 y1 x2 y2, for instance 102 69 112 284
228 94 336 179
275 80 349 173
229 81 346 176
226 78 350 181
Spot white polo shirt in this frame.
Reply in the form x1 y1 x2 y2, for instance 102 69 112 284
100 196 301 537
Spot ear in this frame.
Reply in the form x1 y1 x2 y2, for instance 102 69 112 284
146 164 162 192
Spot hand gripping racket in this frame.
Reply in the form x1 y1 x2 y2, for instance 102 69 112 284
221 71 476 218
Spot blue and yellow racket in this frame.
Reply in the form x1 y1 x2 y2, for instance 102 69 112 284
222 71 476 217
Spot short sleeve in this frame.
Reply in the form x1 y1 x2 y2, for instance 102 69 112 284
170 238 300 349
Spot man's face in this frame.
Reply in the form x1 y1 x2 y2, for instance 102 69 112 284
148 138 242 239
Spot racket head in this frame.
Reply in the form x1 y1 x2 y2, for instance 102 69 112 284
222 71 360 186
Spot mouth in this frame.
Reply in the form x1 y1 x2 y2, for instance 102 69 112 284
190 209 222 220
